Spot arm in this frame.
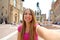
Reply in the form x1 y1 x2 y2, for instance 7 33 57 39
36 25 60 40
17 32 21 40
36 25 48 39
36 25 54 40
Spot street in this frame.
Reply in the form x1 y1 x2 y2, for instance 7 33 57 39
0 24 60 40
0 24 17 40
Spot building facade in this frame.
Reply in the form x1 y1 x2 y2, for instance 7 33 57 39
0 0 9 24
41 14 46 21
0 0 23 24
50 0 60 24
54 0 60 23
9 0 23 24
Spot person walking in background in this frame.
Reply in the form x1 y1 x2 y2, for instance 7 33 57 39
17 8 60 40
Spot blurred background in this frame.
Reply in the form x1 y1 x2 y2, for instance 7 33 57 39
0 0 60 40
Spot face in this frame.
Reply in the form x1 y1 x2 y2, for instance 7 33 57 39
24 9 32 23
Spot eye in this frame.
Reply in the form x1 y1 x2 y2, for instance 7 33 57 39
29 13 32 15
24 13 32 15
24 13 27 15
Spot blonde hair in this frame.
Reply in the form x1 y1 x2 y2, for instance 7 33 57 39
21 8 37 40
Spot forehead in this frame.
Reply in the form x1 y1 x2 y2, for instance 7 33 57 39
24 9 31 13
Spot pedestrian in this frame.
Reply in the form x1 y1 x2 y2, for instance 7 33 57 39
17 8 60 40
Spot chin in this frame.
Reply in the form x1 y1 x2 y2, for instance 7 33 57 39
26 21 31 23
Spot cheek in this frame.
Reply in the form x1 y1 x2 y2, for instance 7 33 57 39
30 16 32 20
31 17 32 20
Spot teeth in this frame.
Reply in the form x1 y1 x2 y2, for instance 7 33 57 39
27 18 30 20
26 18 30 20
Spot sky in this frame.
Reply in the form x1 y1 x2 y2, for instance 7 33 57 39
23 0 56 19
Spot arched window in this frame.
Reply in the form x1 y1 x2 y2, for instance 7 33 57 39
1 13 3 16
14 0 16 7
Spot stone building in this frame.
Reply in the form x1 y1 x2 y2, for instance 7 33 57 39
50 0 60 24
0 0 9 24
41 14 46 21
0 0 23 24
53 0 60 24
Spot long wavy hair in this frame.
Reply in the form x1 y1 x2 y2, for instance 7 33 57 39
21 8 37 40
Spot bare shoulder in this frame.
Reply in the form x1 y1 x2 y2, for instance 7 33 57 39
36 24 48 31
18 23 22 32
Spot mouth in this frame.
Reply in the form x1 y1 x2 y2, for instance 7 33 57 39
26 18 30 20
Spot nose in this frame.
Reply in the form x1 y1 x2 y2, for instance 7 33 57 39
26 14 30 17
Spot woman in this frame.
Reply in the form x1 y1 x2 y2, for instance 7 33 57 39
17 8 60 40
17 8 38 40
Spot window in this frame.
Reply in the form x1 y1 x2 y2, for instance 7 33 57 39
1 13 3 16
37 18 39 21
37 17 39 21
37 12 39 15
14 0 16 7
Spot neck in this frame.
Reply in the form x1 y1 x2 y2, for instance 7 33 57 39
26 22 30 28
25 22 30 33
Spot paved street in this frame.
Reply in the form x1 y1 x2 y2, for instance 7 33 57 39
0 24 17 40
0 24 60 40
